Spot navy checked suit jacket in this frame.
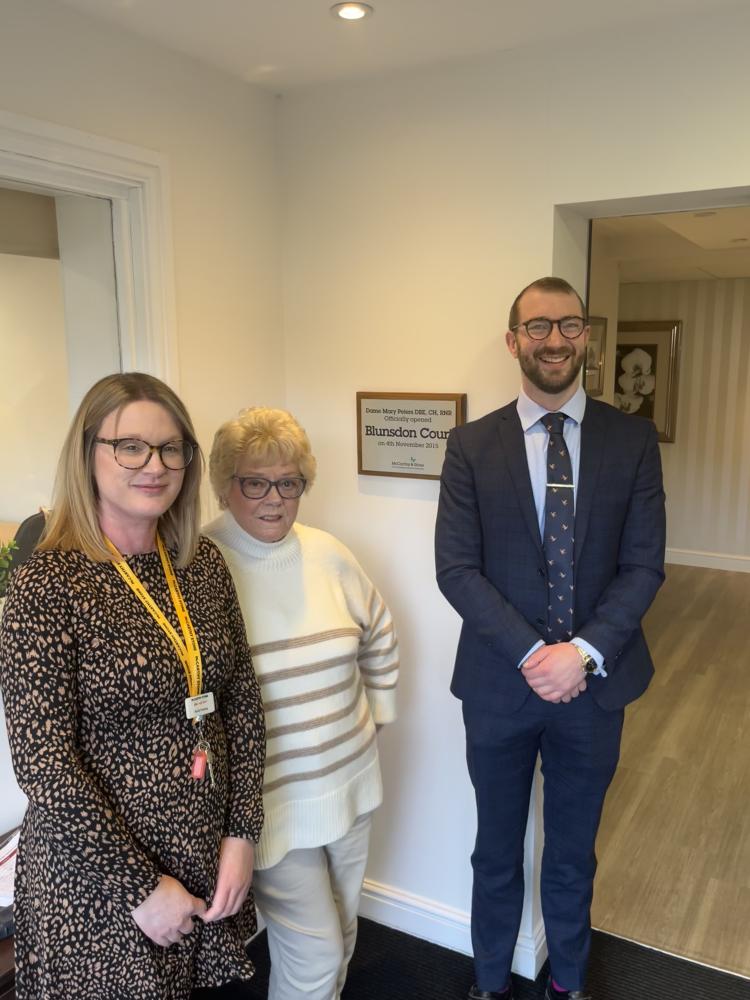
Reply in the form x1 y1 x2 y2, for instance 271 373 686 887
435 397 666 712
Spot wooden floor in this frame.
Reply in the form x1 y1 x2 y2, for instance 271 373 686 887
592 564 750 977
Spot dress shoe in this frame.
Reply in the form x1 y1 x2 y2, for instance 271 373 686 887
544 978 592 1000
468 984 514 1000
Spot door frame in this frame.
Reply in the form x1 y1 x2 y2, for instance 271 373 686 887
0 109 178 384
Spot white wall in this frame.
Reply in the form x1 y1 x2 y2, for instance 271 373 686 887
0 0 283 462
620 279 750 569
279 5 750 950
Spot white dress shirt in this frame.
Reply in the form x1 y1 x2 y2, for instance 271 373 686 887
516 384 606 676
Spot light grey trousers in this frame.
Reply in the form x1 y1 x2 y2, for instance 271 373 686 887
252 812 373 1000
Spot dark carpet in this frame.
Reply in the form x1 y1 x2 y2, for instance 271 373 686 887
227 918 748 1000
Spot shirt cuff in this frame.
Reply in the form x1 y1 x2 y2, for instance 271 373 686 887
572 636 607 677
518 639 544 669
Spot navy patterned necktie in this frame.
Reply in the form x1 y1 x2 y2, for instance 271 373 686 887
542 412 575 643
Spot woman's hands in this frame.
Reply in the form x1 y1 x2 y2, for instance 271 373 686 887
131 875 206 947
201 836 255 923
132 837 254 944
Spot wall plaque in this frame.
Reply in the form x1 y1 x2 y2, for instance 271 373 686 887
356 392 467 480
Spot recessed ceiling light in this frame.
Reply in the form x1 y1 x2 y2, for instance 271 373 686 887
331 3 374 21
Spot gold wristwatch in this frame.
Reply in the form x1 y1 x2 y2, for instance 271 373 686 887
572 644 597 675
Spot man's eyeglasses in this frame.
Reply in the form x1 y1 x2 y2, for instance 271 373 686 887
232 476 307 500
511 316 587 341
95 437 195 470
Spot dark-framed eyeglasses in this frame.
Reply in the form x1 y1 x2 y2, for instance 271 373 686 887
511 316 587 340
232 475 307 500
95 437 195 470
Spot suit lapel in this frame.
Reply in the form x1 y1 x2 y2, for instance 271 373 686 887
575 399 605 563
497 406 543 555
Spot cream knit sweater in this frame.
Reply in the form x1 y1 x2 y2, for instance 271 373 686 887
204 512 399 870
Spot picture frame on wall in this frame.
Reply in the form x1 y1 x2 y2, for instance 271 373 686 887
615 320 682 442
584 316 607 397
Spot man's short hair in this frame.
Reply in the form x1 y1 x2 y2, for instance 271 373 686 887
508 276 587 330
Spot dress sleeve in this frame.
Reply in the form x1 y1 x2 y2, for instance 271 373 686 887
0 556 161 911
212 549 266 842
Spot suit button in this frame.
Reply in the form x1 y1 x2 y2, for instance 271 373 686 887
536 617 544 626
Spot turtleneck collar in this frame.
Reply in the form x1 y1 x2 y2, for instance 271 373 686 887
207 510 302 569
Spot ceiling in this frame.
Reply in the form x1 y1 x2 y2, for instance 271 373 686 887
50 1 750 283
56 0 744 93
595 208 750 283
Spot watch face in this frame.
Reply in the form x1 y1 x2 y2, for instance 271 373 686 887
584 657 597 674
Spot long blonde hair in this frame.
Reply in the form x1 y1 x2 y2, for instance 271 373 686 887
39 373 203 567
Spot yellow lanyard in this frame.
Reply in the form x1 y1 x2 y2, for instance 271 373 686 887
105 534 202 699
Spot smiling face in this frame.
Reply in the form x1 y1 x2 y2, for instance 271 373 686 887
226 458 302 543
505 288 589 408
93 399 186 549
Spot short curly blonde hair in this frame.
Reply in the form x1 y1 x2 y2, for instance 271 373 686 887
210 407 317 508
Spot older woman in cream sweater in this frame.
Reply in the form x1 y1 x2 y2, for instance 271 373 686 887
204 407 399 1000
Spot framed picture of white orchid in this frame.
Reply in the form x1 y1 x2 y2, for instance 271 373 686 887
614 320 682 442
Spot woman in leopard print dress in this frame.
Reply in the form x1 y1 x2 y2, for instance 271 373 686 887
0 373 265 1000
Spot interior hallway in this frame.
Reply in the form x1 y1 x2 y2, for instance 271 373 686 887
592 564 750 977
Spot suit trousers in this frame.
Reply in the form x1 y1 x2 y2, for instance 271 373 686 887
463 690 624 992
252 812 372 1000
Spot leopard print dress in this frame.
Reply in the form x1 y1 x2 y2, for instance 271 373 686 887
0 537 265 1000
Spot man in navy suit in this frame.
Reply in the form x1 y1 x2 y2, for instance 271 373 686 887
435 277 665 1000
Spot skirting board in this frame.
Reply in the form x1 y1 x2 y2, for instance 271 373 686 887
666 547 750 573
359 878 548 980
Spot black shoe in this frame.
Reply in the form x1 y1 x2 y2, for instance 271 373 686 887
468 984 514 1000
544 978 592 1000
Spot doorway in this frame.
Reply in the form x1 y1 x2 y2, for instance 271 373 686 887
0 184 121 522
557 197 750 976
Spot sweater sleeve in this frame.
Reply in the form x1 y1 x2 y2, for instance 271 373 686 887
339 548 399 725
0 556 161 911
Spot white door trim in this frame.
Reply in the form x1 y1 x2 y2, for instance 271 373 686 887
0 109 178 386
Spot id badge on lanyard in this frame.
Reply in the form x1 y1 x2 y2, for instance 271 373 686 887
106 535 216 784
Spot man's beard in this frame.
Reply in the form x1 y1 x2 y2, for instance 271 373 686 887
518 344 585 395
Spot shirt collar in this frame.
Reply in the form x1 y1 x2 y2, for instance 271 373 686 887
516 382 587 432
